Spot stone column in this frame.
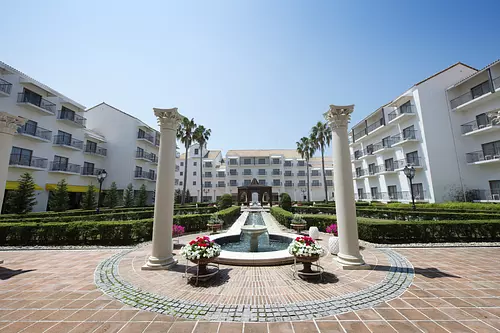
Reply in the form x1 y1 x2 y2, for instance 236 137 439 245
324 105 367 269
142 108 183 270
0 112 26 214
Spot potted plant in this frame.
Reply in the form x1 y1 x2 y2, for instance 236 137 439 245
290 213 307 233
172 224 185 244
207 213 223 233
326 223 339 255
288 236 324 273
180 236 221 275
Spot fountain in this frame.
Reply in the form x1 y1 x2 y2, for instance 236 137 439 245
240 219 268 252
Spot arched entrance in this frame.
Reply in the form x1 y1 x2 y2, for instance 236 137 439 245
237 178 273 206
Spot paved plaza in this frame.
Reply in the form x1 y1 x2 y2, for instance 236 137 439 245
1 237 500 332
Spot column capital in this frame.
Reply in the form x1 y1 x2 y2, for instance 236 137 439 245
0 112 25 135
323 104 354 129
153 108 183 131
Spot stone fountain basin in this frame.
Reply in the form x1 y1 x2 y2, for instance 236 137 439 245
240 225 268 235
211 233 295 266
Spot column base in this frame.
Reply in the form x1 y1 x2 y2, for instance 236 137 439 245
141 255 178 270
336 252 370 270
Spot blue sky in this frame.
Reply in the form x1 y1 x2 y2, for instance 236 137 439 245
2 0 499 157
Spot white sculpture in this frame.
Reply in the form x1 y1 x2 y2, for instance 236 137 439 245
309 226 320 240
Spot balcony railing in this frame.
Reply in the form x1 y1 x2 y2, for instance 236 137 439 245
9 154 48 169
469 189 500 201
354 169 368 178
391 130 418 144
377 164 395 173
137 131 155 143
57 110 87 127
50 162 81 173
297 161 305 167
134 170 149 179
285 182 294 187
272 171 281 175
259 182 267 186
217 173 225 177
205 173 213 178
258 171 267 175
325 171 333 176
81 167 104 176
367 166 380 175
466 150 500 163
494 75 500 90
394 157 422 169
175 166 180 172
17 123 52 141
204 183 213 188
450 80 490 109
387 104 416 122
205 163 213 168
85 144 107 157
217 183 226 188
353 128 366 141
362 146 374 157
297 172 306 177
461 115 498 134
0 78 12 95
17 93 56 114
53 135 84 150
284 162 293 167
243 171 252 176
311 172 321 177
298 182 306 186
357 193 371 200
312 183 322 187
373 139 394 151
272 182 281 186
229 171 238 176
284 172 294 176
366 118 384 134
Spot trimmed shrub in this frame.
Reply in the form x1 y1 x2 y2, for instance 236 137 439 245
218 194 233 210
280 193 292 211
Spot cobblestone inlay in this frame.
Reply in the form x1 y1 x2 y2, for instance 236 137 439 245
94 248 414 322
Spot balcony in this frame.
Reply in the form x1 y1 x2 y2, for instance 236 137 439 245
53 135 84 150
461 116 500 136
366 166 380 177
229 182 239 187
217 173 225 178
271 170 281 176
357 193 371 200
0 78 12 97
81 167 104 177
49 162 81 174
257 171 267 176
57 110 87 128
394 157 423 170
205 163 213 168
243 171 252 176
469 189 500 202
134 170 150 180
175 165 180 172
359 146 375 160
298 182 306 187
137 131 155 145
285 182 294 187
297 161 305 167
84 144 107 157
204 183 213 188
450 80 491 110
354 169 368 179
17 93 56 115
352 128 366 142
272 182 281 187
284 162 293 167
387 104 416 123
391 130 419 146
136 150 156 162
17 124 52 142
297 172 306 177
366 118 384 135
216 183 226 188
312 183 322 187
284 172 294 177
466 150 500 165
325 171 333 177
229 171 238 176
372 140 394 154
9 154 47 170
205 173 213 178
375 164 397 175
385 191 427 202
311 172 321 177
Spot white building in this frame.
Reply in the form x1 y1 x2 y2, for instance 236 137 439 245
0 61 107 212
348 61 495 203
176 148 334 202
86 103 160 204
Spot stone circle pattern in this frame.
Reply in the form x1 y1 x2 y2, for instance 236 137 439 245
94 248 414 322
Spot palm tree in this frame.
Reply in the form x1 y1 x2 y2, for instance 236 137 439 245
176 117 197 204
296 137 315 202
310 121 332 203
193 125 211 202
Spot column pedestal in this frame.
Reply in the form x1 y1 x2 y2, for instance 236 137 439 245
0 113 26 214
324 105 369 270
142 108 183 270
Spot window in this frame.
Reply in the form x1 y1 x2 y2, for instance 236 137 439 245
284 171 292 176
217 171 225 177
357 188 364 199
243 158 252 165
384 158 394 171
406 151 419 166
205 172 212 177
354 150 361 159
325 170 333 176
60 106 75 121
273 179 280 186
193 171 197 176
258 169 266 175
135 166 143 174
229 159 238 165
204 181 211 187
180 162 184 166
193 161 197 166
243 169 252 175
272 158 280 164
312 180 320 186
371 187 378 199
258 158 266 164
285 180 293 187
490 180 500 197
194 148 199 155
382 136 392 148
400 100 412 114
193 181 196 185
284 161 292 167
155 132 160 146
471 81 489 99
180 181 183 186
10 147 32 166
230 180 237 186
312 170 320 176
298 171 306 176
298 180 306 186
53 155 68 170
175 179 179 185
402 125 415 140
355 167 362 177
150 153 157 162
412 183 424 200
86 140 97 153
272 169 280 175
138 129 145 138
217 181 225 187
366 144 374 155
149 169 155 178
388 185 398 200
297 161 305 167
83 162 94 175
326 180 333 186
259 179 266 185
368 163 376 175
136 147 144 158
205 162 212 168
22 88 42 106
56 130 72 145
482 140 500 158
229 169 237 175
22 120 38 136
244 179 251 186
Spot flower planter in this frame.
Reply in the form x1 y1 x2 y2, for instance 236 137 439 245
189 256 219 275
290 223 307 234
295 255 320 273
328 236 339 255
207 223 222 234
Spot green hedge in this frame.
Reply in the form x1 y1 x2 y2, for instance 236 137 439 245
0 206 241 246
270 207 500 243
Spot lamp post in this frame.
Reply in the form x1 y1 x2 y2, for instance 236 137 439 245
203 188 210 203
300 188 306 201
96 169 107 213
213 189 216 202
197 189 200 203
403 165 416 211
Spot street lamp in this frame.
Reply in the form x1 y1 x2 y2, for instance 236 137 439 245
96 169 107 213
203 188 210 203
213 189 216 202
403 165 416 211
300 189 306 201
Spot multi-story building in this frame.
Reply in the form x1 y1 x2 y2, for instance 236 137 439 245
176 148 334 202
446 60 500 201
86 103 160 204
349 62 485 203
0 61 108 212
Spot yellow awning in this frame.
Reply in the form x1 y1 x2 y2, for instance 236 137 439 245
6 181 43 191
45 184 98 193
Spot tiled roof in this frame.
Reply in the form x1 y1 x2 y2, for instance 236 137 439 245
204 150 221 159
448 59 499 89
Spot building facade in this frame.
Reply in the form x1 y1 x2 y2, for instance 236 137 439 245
86 103 160 204
348 61 500 203
0 61 108 212
175 148 334 202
